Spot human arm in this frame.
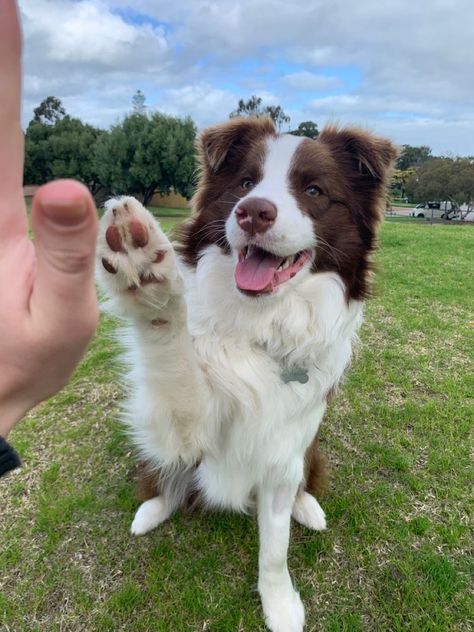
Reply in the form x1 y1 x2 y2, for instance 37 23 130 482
0 1 99 455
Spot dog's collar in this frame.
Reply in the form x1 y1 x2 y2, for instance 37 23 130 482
280 366 309 384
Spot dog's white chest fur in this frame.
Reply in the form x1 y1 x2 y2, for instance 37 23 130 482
116 240 362 511
173 245 364 509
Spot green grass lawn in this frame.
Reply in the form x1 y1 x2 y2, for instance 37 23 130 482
1 220 473 631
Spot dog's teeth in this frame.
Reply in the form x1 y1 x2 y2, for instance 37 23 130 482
278 257 291 271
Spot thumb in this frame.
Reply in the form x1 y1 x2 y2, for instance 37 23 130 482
30 179 99 329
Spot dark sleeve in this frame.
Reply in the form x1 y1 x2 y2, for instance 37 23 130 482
0 436 21 477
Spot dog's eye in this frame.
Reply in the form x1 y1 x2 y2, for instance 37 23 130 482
241 178 255 191
305 185 321 197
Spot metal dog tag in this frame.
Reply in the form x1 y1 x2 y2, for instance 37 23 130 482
280 367 309 384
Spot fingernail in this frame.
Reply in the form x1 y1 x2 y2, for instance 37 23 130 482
40 197 88 226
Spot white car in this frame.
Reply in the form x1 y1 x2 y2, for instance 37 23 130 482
411 202 459 219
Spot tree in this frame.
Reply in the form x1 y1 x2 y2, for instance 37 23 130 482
132 90 146 114
230 95 265 118
230 95 290 130
24 119 53 184
391 167 416 199
264 105 290 130
448 158 474 219
24 116 105 197
290 121 319 139
94 112 197 206
405 156 474 218
397 144 432 170
33 96 66 125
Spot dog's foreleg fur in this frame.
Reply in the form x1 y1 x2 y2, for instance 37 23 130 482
120 307 211 466
258 481 305 632
97 197 211 465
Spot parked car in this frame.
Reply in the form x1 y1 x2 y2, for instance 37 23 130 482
411 201 459 219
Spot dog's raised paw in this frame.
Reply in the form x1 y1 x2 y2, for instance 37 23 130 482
98 196 175 290
97 197 183 321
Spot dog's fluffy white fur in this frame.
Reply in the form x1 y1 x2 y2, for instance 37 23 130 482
97 119 396 631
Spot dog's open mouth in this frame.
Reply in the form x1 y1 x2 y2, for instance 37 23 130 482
235 245 311 295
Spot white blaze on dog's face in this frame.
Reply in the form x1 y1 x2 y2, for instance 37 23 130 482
225 133 316 296
179 117 398 300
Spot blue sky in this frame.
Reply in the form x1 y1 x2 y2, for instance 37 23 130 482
19 0 474 156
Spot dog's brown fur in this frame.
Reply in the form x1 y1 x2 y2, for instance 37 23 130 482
134 117 397 518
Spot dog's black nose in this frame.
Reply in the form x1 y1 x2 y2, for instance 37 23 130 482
235 197 277 235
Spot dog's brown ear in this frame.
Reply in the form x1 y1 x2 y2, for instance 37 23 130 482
318 126 399 185
198 116 276 173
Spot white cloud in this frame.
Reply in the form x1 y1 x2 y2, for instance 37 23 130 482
282 72 341 92
308 94 446 119
21 0 168 70
17 0 474 155
156 84 237 127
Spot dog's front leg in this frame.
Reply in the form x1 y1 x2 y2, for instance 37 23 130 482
258 481 305 632
97 196 208 462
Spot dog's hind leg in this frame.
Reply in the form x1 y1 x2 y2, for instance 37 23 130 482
131 496 174 536
292 428 327 530
292 490 326 531
131 461 196 536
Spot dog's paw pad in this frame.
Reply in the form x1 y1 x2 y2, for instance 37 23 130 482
101 257 118 274
105 224 127 253
129 218 148 248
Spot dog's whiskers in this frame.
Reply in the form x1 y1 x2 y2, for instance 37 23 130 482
316 237 347 267
190 219 227 240
194 225 228 249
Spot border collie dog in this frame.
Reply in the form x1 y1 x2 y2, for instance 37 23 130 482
97 117 397 632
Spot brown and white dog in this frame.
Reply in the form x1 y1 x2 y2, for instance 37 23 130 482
97 117 397 632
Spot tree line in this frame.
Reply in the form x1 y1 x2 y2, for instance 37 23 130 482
24 94 321 206
24 94 473 214
25 95 197 206
391 145 474 216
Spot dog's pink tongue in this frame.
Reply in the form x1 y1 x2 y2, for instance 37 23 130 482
235 249 284 293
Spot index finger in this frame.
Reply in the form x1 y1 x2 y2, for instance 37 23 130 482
0 0 27 241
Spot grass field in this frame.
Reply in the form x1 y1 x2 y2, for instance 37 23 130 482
1 219 473 631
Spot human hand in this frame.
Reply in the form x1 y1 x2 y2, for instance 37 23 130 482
0 1 99 438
